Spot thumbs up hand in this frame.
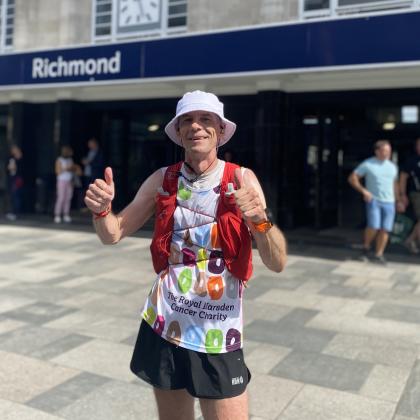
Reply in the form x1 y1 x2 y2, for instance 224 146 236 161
233 168 266 223
84 167 115 213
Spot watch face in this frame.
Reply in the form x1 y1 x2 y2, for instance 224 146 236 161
118 0 161 32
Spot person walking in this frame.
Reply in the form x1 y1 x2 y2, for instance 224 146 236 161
82 137 104 185
54 145 76 223
398 137 420 253
348 140 399 264
84 91 287 420
6 145 24 221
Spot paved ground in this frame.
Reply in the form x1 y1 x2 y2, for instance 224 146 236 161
0 223 420 420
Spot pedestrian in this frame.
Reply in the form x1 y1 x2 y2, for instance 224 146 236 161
84 90 287 420
348 140 399 264
54 145 76 223
6 145 24 221
398 137 420 253
82 137 104 185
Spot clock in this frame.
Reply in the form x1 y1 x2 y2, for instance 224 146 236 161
117 0 162 33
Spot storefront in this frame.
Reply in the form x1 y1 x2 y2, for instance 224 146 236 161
1 10 420 228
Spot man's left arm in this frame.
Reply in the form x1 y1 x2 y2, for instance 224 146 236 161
234 168 287 273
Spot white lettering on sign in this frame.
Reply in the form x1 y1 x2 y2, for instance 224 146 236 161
32 51 121 79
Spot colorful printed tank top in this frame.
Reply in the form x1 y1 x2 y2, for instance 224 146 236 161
141 160 243 354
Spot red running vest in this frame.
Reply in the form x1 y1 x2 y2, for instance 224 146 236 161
150 161 253 282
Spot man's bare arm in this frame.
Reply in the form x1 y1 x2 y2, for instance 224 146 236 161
348 171 372 202
86 168 163 244
235 169 287 273
399 171 409 206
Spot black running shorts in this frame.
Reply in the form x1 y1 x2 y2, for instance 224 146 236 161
130 320 251 399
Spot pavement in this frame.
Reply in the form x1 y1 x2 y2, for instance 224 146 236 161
0 221 420 419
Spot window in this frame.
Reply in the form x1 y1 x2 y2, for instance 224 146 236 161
93 0 188 43
93 0 112 40
301 0 418 19
167 0 187 31
0 0 14 51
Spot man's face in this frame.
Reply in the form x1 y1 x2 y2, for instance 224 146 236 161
176 111 223 155
375 144 391 160
88 140 97 150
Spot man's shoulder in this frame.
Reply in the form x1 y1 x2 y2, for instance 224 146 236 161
386 160 398 170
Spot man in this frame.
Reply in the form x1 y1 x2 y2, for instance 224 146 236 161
82 137 104 185
348 140 398 264
399 137 420 253
84 91 287 420
6 145 24 221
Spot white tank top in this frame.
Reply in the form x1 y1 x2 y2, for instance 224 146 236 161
57 157 73 182
141 160 244 354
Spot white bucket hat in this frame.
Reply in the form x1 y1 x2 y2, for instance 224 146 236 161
164 90 237 147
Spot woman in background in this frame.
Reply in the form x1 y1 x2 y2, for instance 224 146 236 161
54 145 76 223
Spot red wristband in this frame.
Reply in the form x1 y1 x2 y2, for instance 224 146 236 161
93 205 111 220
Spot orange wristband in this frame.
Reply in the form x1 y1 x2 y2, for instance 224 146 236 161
93 205 111 220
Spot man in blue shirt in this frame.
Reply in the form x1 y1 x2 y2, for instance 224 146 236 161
348 140 399 264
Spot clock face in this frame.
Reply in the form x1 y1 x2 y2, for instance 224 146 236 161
118 0 161 31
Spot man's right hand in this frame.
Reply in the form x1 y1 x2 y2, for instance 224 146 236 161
362 190 373 202
400 193 409 207
84 167 115 213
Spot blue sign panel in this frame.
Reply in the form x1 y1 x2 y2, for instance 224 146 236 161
1 10 420 86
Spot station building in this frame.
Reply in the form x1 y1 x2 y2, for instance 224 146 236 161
1 0 420 228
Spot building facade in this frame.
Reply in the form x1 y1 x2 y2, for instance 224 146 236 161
1 0 420 229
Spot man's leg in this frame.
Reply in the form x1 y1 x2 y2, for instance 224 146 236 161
413 221 420 242
153 388 195 420
199 390 248 420
364 199 379 250
375 201 395 257
363 227 378 250
375 229 389 256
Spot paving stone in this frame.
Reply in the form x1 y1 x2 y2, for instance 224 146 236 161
245 319 335 352
367 303 420 324
51 339 134 382
1 284 75 303
44 310 139 342
360 364 410 403
0 350 79 403
278 385 395 420
392 280 419 294
0 294 35 314
249 375 303 419
0 399 63 420
76 278 139 295
0 325 69 356
29 333 93 360
278 308 320 327
319 284 368 299
0 318 27 335
244 281 278 299
396 360 420 419
246 344 291 375
271 351 373 392
257 289 321 309
288 261 338 273
41 273 80 286
243 301 292 325
307 312 420 344
26 372 110 413
2 302 77 325
57 380 157 420
323 333 419 369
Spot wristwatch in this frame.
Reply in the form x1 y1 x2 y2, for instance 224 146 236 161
252 208 273 233
252 218 273 233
